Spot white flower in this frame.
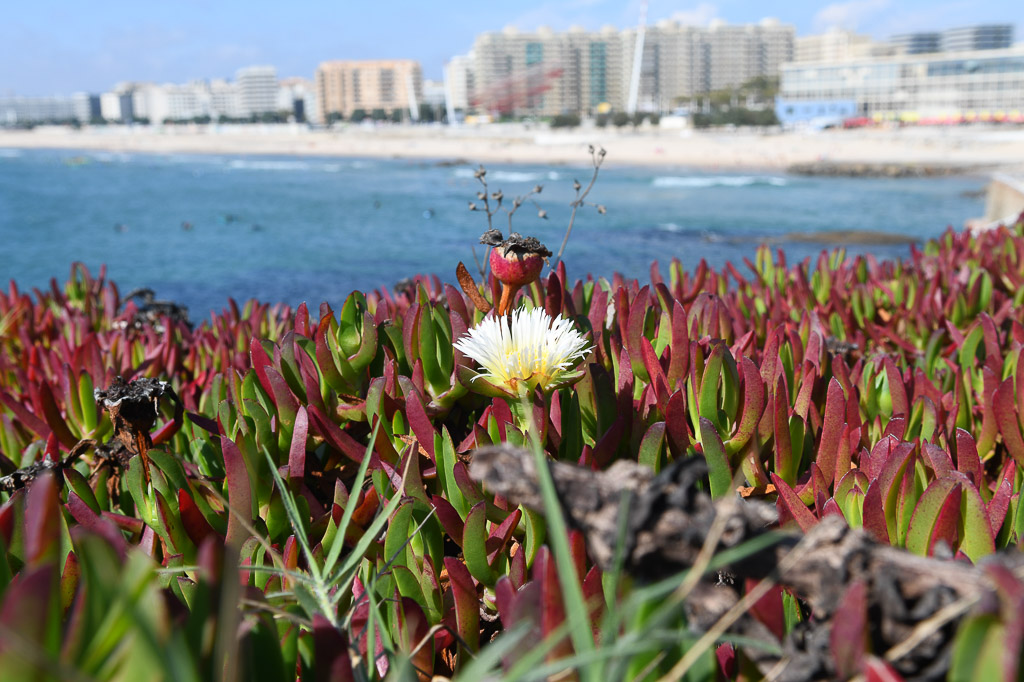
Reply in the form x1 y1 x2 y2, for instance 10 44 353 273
454 307 591 396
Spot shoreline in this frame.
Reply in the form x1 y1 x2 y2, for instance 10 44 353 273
3 124 1024 173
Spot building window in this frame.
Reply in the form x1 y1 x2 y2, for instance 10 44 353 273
526 43 544 66
380 69 395 104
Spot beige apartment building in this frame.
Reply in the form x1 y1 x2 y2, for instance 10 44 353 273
315 59 422 120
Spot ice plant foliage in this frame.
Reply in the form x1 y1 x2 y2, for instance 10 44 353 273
455 307 591 397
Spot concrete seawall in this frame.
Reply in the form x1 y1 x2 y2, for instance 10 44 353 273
984 173 1024 225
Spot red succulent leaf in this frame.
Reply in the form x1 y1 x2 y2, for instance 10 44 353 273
831 580 869 679
771 473 817 532
444 556 480 653
221 434 253 547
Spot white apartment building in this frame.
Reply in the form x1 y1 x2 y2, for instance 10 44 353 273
278 77 318 123
99 92 124 121
471 25 626 117
795 29 875 63
209 79 244 120
236 66 279 117
778 45 1024 122
470 19 793 117
444 53 475 111
0 96 77 124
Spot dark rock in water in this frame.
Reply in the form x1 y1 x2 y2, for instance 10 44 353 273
787 161 981 178
435 158 470 167
779 230 920 245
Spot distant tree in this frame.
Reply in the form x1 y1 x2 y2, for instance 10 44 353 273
326 111 344 124
390 108 403 123
692 107 778 128
350 109 367 123
371 108 388 121
551 113 580 128
612 111 630 127
595 113 610 128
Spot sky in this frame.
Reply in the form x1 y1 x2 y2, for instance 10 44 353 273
2 0 1022 96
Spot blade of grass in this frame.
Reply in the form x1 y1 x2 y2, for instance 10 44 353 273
520 396 596 681
323 420 382 578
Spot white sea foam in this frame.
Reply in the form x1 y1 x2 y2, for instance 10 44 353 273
658 222 683 232
0 149 23 158
453 168 545 183
652 175 788 188
226 159 342 172
92 152 132 163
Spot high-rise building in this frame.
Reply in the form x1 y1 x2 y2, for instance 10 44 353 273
469 19 793 117
236 66 279 117
891 32 941 54
471 24 627 117
315 60 422 121
940 24 1014 52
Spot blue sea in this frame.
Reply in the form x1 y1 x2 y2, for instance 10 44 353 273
0 147 986 319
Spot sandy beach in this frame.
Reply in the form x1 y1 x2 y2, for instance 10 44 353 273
3 123 1024 172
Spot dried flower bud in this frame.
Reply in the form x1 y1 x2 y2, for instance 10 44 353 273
477 191 485 200
468 202 477 211
474 166 486 179
538 209 548 219
573 179 581 191
599 147 607 157
492 191 503 201
533 185 543 194
588 144 595 153
597 205 607 214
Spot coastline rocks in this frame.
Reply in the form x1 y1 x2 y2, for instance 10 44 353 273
788 161 979 178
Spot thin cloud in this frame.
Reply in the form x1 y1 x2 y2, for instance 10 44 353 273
813 0 890 32
671 3 719 27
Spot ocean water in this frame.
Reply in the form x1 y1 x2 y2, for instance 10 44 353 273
0 147 985 319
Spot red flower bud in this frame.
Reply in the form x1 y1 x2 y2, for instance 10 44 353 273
489 247 545 288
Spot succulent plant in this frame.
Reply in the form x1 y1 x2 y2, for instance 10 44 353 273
1 212 1024 680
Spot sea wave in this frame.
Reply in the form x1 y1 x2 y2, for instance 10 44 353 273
652 175 788 188
655 223 726 242
0 149 23 158
453 168 546 183
226 159 342 172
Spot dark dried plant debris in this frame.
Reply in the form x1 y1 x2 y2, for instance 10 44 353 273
469 445 1021 681
478 230 553 259
95 377 176 480
119 288 191 331
0 439 96 492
